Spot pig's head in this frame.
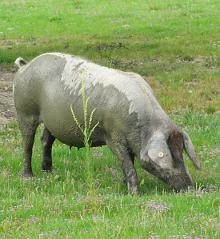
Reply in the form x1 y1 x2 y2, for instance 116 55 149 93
140 128 201 191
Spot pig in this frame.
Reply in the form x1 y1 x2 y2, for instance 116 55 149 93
13 53 201 194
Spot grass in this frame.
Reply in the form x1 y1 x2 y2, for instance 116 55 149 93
0 112 219 238
0 0 220 238
0 0 219 111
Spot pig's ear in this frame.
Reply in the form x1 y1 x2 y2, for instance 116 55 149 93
182 131 201 169
167 129 183 162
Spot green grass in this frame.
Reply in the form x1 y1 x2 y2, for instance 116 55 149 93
0 0 220 238
0 112 219 238
0 0 219 111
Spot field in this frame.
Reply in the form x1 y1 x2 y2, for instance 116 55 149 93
0 0 219 238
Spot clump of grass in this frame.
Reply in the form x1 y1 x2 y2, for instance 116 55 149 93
206 105 216 114
70 80 99 189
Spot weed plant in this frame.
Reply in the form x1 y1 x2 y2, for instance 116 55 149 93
70 80 99 192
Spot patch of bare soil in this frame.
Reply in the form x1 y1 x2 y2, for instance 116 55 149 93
0 70 16 129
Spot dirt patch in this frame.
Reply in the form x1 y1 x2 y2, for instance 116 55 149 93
0 70 16 128
95 42 128 52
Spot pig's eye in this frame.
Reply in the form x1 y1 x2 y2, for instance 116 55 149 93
158 152 164 158
148 149 165 159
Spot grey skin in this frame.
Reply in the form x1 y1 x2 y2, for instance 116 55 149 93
13 53 201 194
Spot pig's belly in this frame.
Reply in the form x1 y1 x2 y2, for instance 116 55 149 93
41 108 105 148
39 82 106 147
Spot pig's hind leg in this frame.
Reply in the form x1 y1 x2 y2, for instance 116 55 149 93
17 114 39 178
41 127 55 172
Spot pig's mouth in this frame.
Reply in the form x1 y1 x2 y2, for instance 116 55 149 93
166 174 193 192
156 172 193 192
141 161 193 192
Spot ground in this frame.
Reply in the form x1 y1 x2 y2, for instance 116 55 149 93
0 69 15 128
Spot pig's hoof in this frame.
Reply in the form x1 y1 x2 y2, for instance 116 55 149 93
21 171 33 179
42 166 52 172
129 189 140 195
128 186 140 195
